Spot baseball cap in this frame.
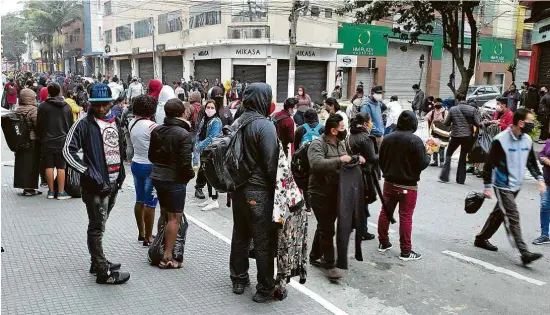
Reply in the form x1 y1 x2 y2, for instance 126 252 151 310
89 83 113 102
371 85 385 94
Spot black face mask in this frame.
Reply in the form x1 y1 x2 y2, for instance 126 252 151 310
435 105 442 109
336 129 347 141
542 91 548 96
521 122 535 134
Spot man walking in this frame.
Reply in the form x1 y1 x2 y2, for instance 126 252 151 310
361 85 385 147
63 83 130 284
475 108 544 265
36 82 74 199
411 84 425 118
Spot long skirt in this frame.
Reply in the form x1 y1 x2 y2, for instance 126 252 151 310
14 142 39 189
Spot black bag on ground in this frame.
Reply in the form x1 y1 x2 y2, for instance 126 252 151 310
148 214 189 266
465 191 486 214
202 115 261 193
1 112 32 152
65 167 82 198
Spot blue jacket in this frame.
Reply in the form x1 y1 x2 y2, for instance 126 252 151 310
361 96 384 137
196 117 222 151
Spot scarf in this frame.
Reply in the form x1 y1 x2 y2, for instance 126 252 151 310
100 111 116 123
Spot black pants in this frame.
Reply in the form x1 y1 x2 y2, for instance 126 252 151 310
477 188 529 255
309 193 338 268
540 115 550 141
83 184 119 275
195 166 218 199
439 136 473 184
230 187 275 295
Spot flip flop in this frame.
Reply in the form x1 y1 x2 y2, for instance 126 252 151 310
22 190 43 196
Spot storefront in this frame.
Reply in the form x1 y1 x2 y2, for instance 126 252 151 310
516 51 531 86
161 54 184 84
137 56 154 87
525 4 550 87
475 37 516 92
385 41 430 102
119 59 132 81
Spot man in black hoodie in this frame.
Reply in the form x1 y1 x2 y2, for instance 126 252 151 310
36 82 74 200
229 83 280 303
211 86 234 127
378 110 430 261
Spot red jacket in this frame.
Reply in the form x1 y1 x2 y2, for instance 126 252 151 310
493 109 513 131
274 110 295 156
4 82 18 104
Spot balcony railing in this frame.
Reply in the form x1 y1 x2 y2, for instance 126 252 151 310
227 25 270 39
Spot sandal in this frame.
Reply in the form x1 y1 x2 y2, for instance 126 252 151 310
23 190 43 196
159 258 182 269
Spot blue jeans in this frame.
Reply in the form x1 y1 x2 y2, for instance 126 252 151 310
540 188 550 237
131 162 158 208
193 147 200 167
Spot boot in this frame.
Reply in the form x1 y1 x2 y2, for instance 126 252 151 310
194 188 205 199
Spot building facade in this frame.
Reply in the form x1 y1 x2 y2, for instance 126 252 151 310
515 5 533 86
61 19 85 75
83 0 105 76
522 1 550 88
101 0 341 103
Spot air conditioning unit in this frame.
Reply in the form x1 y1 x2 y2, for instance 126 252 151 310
132 47 139 55
156 44 166 52
310 6 320 17
253 29 262 38
232 29 241 39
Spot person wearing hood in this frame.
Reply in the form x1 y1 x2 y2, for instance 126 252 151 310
154 84 176 123
439 93 481 184
294 108 325 150
36 82 74 200
211 86 234 127
194 100 223 210
14 88 41 196
229 83 280 303
361 85 385 146
148 79 163 102
378 110 430 261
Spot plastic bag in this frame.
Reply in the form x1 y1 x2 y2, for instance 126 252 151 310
148 214 189 266
465 191 486 214
426 137 441 154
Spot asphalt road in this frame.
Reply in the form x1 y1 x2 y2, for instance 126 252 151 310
1 106 549 315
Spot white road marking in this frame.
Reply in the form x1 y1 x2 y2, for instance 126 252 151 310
186 213 350 315
442 250 546 286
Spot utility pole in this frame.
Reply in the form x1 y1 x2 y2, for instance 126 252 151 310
288 0 308 98
151 16 157 79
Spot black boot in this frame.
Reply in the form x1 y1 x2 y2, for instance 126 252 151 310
195 188 205 199
90 261 122 274
96 270 130 285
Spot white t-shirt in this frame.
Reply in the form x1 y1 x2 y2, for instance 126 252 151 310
336 110 349 130
95 118 121 183
129 118 157 165
108 82 124 100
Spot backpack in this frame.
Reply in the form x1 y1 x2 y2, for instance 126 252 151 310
291 137 327 190
1 111 32 152
301 124 322 144
202 115 262 193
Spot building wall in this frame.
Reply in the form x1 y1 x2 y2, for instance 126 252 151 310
62 20 85 52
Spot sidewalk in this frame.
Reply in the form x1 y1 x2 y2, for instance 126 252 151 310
0 166 330 315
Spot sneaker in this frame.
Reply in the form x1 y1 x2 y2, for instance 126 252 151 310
198 198 212 207
232 281 250 295
521 252 543 265
362 232 376 241
202 200 219 211
56 191 72 200
532 235 550 245
378 242 393 252
47 191 55 199
194 188 206 199
323 268 344 280
89 261 122 274
474 239 498 251
399 251 423 261
40 182 48 188
96 270 130 285
253 290 275 303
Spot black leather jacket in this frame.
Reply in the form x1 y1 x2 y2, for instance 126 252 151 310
237 83 279 190
149 117 195 184
347 125 378 174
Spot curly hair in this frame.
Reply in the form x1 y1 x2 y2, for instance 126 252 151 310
132 94 157 118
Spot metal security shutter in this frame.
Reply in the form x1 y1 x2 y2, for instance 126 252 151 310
538 44 550 87
277 60 289 102
439 50 471 99
296 61 327 105
386 43 429 106
162 56 183 84
516 56 530 86
139 58 154 87
233 65 266 84
194 59 221 85
119 60 132 80
356 68 374 92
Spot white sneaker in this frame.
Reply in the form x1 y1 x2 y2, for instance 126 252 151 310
202 200 219 211
198 198 212 207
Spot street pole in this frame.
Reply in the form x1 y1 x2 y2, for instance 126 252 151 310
288 0 306 98
151 16 157 79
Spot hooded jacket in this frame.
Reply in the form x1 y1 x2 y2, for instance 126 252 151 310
360 96 384 137
294 109 324 150
237 83 279 190
16 89 38 140
36 96 74 151
379 111 430 186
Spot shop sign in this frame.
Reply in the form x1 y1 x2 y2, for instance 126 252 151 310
296 48 321 60
336 55 357 67
231 45 266 58
338 24 388 56
191 47 212 60
479 37 515 63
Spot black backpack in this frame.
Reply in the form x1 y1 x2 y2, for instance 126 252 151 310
202 115 262 193
1 111 32 152
291 138 326 190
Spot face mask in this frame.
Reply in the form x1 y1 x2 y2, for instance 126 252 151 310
205 108 216 117
542 90 548 96
521 122 535 134
366 121 373 131
373 93 383 101
435 104 442 109
336 129 347 141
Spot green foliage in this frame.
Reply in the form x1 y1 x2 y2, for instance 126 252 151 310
23 0 82 39
1 13 28 63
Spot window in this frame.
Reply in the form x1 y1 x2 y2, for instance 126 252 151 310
99 26 103 41
525 8 532 18
134 18 153 39
522 29 532 50
105 30 112 44
104 1 112 16
325 8 333 19
189 1 222 29
228 25 270 39
158 10 182 34
231 0 268 22
70 29 80 43
116 24 131 42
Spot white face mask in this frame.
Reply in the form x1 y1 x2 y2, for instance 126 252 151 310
205 108 216 117
373 93 383 101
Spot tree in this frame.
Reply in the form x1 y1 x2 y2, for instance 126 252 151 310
22 0 82 72
1 13 28 69
337 1 481 97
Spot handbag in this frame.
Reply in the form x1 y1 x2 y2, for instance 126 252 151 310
273 141 304 226
430 110 451 139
